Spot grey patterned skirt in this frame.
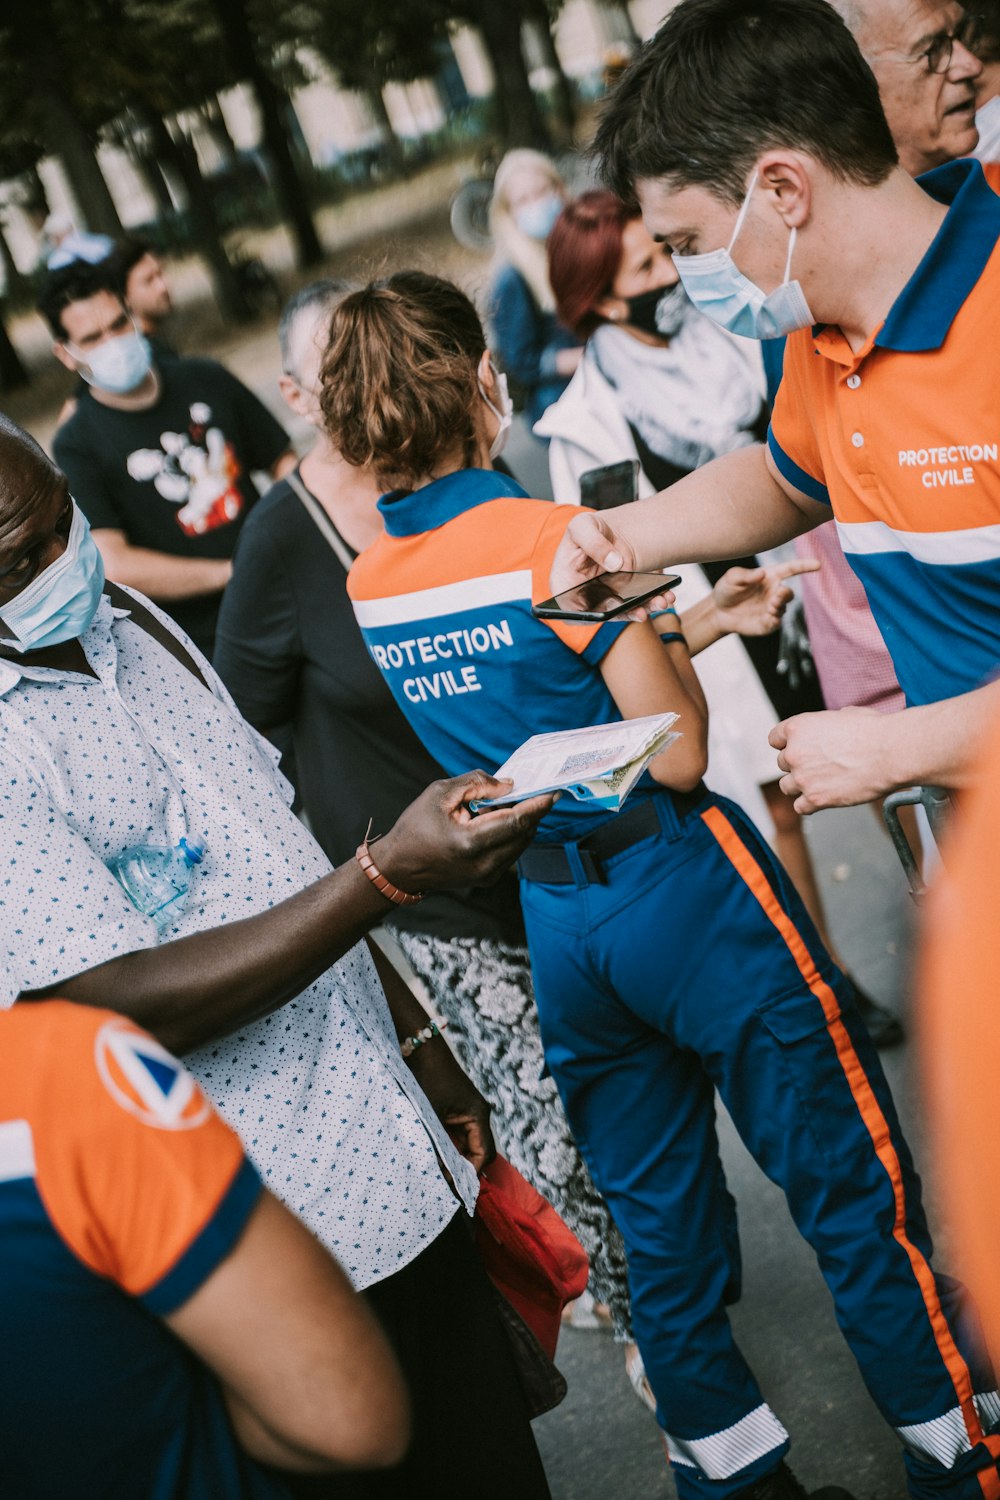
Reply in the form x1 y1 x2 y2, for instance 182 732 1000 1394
395 929 633 1341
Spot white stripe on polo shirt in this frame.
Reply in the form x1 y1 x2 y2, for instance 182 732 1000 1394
352 570 533 628
837 519 1000 566
0 1120 36 1183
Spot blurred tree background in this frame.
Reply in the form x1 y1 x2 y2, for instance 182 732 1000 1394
0 0 645 387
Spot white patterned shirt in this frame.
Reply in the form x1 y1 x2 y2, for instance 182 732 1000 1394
0 589 476 1288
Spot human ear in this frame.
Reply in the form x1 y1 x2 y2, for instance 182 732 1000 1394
476 347 495 394
53 341 78 374
278 373 305 418
595 294 628 323
756 151 812 230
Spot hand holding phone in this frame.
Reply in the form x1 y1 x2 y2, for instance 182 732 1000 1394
532 571 682 623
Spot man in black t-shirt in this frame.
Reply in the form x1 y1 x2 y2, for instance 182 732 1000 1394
41 261 295 657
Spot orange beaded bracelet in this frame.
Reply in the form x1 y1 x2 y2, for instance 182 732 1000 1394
355 830 424 907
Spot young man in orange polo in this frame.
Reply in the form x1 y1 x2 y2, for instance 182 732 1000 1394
553 0 1000 821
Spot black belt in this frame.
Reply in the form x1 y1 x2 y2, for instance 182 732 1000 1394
517 785 708 886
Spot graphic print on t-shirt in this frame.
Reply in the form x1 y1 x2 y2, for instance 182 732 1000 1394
126 401 245 536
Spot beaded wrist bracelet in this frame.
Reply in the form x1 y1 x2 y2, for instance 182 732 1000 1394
355 826 424 907
400 1019 449 1059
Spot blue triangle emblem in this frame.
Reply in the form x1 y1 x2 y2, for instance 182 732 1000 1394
135 1051 179 1097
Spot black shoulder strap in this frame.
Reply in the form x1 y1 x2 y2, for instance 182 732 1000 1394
105 581 211 692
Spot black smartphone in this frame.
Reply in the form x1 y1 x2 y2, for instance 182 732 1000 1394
579 460 641 510
533 571 682 623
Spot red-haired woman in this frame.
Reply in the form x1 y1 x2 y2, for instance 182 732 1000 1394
538 191 901 1046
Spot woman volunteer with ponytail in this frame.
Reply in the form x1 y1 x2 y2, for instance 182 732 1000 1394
328 271 989 1500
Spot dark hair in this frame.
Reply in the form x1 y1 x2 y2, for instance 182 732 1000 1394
278 278 353 377
112 236 155 283
320 271 486 487
594 0 898 207
964 3 1000 64
548 191 636 339
37 258 124 340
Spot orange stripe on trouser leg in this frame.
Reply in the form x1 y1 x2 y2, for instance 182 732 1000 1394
976 1437 1000 1499
701 805 986 1452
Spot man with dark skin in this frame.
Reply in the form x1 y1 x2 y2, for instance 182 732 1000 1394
0 415 558 1496
0 425 547 1057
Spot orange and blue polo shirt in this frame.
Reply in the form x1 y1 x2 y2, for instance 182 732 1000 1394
0 1001 285 1500
768 159 1000 708
347 469 635 841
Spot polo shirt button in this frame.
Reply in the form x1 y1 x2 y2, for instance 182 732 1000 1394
846 374 861 389
851 431 864 448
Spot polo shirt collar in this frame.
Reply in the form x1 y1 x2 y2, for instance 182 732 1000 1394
0 593 127 697
875 159 1000 353
377 468 529 537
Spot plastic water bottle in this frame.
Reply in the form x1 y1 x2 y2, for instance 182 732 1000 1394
108 836 207 930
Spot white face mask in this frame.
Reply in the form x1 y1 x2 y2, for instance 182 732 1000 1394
478 366 514 460
73 328 153 394
672 171 814 341
0 502 106 653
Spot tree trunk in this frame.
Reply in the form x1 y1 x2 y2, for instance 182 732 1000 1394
476 0 553 151
210 0 324 269
140 107 253 324
36 86 124 237
202 96 240 170
114 116 177 221
524 3 576 143
0 220 30 304
0 310 29 392
602 0 641 46
363 82 406 175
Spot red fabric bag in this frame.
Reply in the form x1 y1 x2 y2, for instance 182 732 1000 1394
474 1156 590 1361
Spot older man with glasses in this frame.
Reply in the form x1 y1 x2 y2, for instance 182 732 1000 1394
836 1 982 174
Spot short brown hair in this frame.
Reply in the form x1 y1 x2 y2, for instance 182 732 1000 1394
595 0 897 208
320 271 487 489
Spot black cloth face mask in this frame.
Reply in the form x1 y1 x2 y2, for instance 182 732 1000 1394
623 283 688 340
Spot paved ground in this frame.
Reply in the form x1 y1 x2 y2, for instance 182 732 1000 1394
3 178 942 1500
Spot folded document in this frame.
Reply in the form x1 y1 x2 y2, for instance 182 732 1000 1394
470 714 680 812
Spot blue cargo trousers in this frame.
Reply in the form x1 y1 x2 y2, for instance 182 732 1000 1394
519 790 1000 1500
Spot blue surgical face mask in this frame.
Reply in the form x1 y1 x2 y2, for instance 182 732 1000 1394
514 192 564 242
0 501 106 653
76 328 153 394
672 172 814 340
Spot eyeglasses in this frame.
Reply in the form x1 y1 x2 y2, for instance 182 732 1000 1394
869 15 983 73
891 15 979 74
922 20 975 73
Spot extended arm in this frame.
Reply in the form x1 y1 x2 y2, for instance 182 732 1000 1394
167 1191 410 1473
770 679 1000 813
678 557 821 655
94 527 232 601
600 624 709 791
23 774 553 1055
550 445 830 596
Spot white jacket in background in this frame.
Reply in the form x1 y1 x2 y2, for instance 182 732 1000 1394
534 347 780 831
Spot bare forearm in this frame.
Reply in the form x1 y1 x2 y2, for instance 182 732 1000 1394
24 774 553 1054
95 533 231 601
670 596 724 655
28 860 391 1055
614 447 817 570
367 939 432 1042
877 682 1000 792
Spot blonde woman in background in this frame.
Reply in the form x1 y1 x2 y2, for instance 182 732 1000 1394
488 149 583 428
